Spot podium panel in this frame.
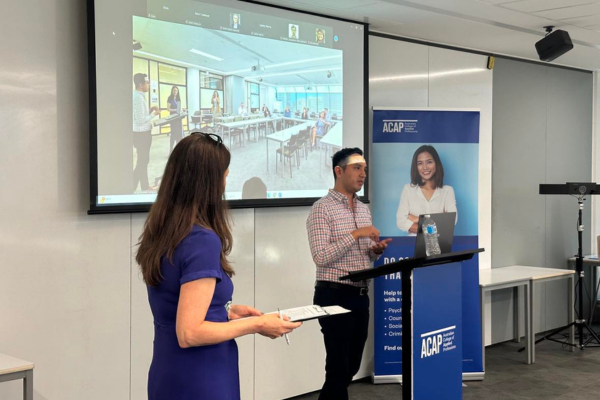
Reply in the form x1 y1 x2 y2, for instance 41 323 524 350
412 262 462 400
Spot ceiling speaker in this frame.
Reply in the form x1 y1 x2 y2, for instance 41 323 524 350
535 29 573 62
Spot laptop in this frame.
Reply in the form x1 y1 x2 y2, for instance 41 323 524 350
414 212 456 258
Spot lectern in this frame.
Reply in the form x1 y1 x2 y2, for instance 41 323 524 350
340 248 484 400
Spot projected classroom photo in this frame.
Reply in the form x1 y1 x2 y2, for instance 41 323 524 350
131 13 344 201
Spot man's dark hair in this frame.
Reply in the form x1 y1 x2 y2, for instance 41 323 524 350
133 73 147 89
331 147 363 180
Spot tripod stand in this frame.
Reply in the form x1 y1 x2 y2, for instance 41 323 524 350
529 195 600 350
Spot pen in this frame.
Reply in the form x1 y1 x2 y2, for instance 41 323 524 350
277 307 291 345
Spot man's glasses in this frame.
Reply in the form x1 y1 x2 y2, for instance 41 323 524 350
193 131 223 146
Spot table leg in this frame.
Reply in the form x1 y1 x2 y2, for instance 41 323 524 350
480 286 486 370
266 139 269 172
526 281 533 364
569 275 575 352
514 286 520 343
24 370 33 400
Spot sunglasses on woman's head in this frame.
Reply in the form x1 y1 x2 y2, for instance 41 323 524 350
193 131 223 146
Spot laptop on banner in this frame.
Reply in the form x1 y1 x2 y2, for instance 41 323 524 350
414 212 456 258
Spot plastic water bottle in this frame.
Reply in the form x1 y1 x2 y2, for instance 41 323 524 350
422 215 441 256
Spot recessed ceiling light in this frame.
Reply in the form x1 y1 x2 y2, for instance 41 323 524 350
189 48 223 61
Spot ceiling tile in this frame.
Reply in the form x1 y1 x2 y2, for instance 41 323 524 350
534 3 600 20
477 0 522 4
501 0 599 13
561 13 600 27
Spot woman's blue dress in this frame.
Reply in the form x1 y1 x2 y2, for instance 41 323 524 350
147 226 239 400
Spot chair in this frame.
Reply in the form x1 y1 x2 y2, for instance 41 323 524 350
295 128 310 160
276 134 299 177
191 111 203 129
229 116 245 147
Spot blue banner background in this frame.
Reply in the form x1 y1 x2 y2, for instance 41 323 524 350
413 263 463 400
373 109 480 144
371 142 479 237
372 108 483 380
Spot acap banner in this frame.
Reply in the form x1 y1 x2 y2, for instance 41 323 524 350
371 108 483 381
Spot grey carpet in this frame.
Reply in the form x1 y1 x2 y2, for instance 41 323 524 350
289 330 600 400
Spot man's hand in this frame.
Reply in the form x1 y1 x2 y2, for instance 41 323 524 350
352 226 380 242
370 238 392 254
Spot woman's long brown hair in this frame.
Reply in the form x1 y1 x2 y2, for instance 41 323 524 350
136 133 233 286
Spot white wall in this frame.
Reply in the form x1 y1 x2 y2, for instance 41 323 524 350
3 1 594 399
369 36 494 344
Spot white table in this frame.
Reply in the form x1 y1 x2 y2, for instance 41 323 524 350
318 121 342 176
479 266 575 364
0 353 34 400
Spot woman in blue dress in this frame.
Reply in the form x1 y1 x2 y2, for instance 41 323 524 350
311 111 331 147
136 132 302 400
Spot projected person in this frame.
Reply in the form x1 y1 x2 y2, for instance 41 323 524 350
289 24 299 39
133 73 159 192
237 102 247 116
316 28 325 44
137 133 301 400
307 148 391 400
167 86 184 153
231 13 240 29
396 145 457 235
301 107 309 120
324 108 332 123
311 111 330 147
211 91 221 115
262 104 271 117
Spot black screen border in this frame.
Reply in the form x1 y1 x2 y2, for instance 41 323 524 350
87 0 369 214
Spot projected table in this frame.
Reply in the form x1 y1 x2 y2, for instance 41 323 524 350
220 117 282 147
319 121 342 177
265 122 311 172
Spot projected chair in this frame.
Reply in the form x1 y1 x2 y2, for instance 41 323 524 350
276 134 299 177
191 111 203 129
229 116 245 148
296 128 311 160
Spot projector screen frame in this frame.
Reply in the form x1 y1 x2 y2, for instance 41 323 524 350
87 0 370 215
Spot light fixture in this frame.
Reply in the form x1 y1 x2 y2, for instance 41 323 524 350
189 48 223 62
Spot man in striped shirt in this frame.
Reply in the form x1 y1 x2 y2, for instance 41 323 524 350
307 148 391 400
133 73 159 192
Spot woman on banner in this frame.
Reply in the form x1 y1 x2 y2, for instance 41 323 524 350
396 145 457 235
137 133 301 400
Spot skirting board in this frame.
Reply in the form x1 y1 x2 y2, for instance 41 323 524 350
372 372 485 384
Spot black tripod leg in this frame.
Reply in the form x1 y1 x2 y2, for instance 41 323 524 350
518 322 576 352
582 321 600 346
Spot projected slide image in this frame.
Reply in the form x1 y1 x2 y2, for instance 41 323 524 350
131 14 344 200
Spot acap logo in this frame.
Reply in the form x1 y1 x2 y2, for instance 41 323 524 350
382 119 418 133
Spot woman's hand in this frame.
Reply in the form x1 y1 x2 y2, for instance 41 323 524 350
409 222 419 234
408 214 419 223
256 314 302 339
228 304 262 320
